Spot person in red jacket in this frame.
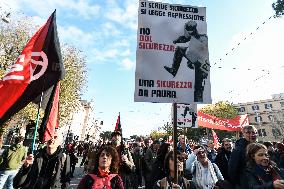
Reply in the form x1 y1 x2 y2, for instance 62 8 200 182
77 146 124 189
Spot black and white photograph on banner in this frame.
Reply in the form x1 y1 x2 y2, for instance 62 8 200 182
135 0 211 104
176 103 198 128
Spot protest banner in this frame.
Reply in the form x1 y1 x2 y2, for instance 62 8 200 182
197 111 249 131
135 0 211 103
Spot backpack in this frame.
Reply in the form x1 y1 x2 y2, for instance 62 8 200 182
160 176 190 189
85 174 119 189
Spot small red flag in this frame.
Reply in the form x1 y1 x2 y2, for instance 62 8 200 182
115 114 122 133
211 129 220 149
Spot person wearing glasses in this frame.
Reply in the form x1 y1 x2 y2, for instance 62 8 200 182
240 143 284 189
186 145 224 189
228 125 258 189
154 151 195 189
215 138 233 181
13 130 71 189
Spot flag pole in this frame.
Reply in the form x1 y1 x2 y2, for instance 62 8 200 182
32 91 44 154
173 103 178 184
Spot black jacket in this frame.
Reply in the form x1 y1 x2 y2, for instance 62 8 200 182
240 165 284 189
215 147 231 181
13 146 71 189
228 138 250 186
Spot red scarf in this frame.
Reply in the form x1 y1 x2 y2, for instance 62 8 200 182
98 167 110 177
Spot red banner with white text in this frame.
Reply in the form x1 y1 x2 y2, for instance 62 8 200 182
197 111 249 131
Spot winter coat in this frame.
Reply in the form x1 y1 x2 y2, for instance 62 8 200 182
13 146 70 189
177 143 191 155
153 176 196 189
148 157 167 189
240 165 284 189
116 146 136 189
215 147 231 181
0 143 26 170
77 173 124 189
228 138 250 187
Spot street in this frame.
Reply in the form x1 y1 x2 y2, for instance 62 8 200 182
68 157 85 189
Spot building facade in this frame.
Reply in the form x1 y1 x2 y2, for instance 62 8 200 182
234 93 284 142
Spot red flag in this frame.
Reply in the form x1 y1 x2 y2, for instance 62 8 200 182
211 129 220 149
115 114 122 133
42 82 60 143
0 10 64 125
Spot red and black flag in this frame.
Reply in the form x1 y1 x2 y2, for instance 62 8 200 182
0 10 64 126
40 81 60 143
115 113 122 133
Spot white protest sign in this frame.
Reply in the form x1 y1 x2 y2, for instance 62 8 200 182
177 104 198 128
135 0 211 104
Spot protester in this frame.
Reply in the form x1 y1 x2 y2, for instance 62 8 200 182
186 145 225 189
13 131 71 189
263 141 278 164
77 146 124 189
206 140 217 163
147 142 171 189
131 141 144 187
0 136 26 189
177 135 191 159
77 142 84 156
240 143 284 189
275 142 284 169
215 138 233 181
154 151 195 189
144 139 160 189
228 125 258 188
80 142 89 167
68 141 78 177
86 144 97 173
110 131 136 188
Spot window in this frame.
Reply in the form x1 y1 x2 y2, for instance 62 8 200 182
262 129 267 136
272 128 281 136
252 105 259 111
255 116 262 123
238 107 245 112
280 101 284 107
268 115 274 122
264 103 273 109
258 129 267 137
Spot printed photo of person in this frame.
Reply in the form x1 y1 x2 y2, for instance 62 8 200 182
164 20 210 102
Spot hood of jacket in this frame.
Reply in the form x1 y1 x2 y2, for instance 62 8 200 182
10 143 23 151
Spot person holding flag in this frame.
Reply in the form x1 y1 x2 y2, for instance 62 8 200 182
110 113 136 188
13 130 71 189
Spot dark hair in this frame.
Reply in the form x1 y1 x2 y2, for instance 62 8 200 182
111 131 121 138
157 142 170 161
93 146 119 174
246 143 268 167
193 145 206 151
164 151 181 175
276 142 284 152
15 136 24 144
263 141 273 148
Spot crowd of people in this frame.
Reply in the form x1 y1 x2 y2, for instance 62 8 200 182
0 125 284 189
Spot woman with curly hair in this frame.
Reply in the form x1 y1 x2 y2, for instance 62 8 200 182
241 143 284 189
77 146 124 189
